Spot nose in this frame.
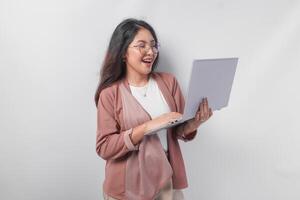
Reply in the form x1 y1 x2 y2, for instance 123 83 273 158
145 46 154 55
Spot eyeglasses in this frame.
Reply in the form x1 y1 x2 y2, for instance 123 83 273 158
129 42 160 55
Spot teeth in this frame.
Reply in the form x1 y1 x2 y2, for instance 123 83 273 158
142 58 153 62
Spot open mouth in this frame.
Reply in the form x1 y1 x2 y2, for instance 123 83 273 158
142 58 153 64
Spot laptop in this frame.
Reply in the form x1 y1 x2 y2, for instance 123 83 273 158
145 57 238 135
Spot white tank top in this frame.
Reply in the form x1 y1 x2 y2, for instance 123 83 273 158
129 77 170 151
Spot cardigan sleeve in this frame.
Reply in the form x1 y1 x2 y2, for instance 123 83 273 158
96 88 139 160
170 74 198 142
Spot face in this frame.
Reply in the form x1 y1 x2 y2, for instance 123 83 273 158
124 28 158 77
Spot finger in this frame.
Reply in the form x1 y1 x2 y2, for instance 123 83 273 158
196 112 200 121
200 101 205 115
205 98 210 108
197 100 202 112
200 103 206 121
206 98 212 116
209 108 213 117
206 98 211 118
203 98 209 118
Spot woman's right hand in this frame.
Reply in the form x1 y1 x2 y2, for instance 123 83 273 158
144 112 182 134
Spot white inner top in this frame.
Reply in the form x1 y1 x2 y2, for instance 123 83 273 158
129 77 170 152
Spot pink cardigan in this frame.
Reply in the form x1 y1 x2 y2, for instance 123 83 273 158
96 72 197 199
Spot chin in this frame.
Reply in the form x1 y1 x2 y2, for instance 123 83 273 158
140 66 152 74
144 68 153 75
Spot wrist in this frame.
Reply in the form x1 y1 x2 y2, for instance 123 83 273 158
186 119 197 133
131 123 147 145
142 122 148 134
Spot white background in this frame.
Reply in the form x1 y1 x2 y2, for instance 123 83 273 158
1 0 300 199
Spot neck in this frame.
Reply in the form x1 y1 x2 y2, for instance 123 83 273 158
126 70 150 87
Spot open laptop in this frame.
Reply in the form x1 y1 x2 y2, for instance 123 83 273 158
145 57 238 135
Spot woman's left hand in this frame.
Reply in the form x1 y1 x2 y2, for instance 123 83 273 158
187 97 213 131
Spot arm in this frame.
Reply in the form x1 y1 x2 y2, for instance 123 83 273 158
96 89 142 160
96 88 174 160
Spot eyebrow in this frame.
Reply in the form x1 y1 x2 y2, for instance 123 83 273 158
136 39 155 43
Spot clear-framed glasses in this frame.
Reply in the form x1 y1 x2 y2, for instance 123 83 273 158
129 42 160 55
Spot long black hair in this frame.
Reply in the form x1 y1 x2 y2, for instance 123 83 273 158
94 18 159 107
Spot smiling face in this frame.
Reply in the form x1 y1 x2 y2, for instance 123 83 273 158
124 28 158 78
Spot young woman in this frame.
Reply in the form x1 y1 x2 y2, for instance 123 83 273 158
95 18 213 200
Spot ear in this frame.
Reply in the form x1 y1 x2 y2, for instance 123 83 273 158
123 53 128 62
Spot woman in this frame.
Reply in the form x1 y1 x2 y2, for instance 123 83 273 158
95 18 213 200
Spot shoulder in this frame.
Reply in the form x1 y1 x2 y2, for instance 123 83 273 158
98 81 121 107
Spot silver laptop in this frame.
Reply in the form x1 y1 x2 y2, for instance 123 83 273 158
145 57 238 135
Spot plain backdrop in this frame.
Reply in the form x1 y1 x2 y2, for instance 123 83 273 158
1 0 300 199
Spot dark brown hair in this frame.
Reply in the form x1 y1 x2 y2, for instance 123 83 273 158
94 18 159 107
